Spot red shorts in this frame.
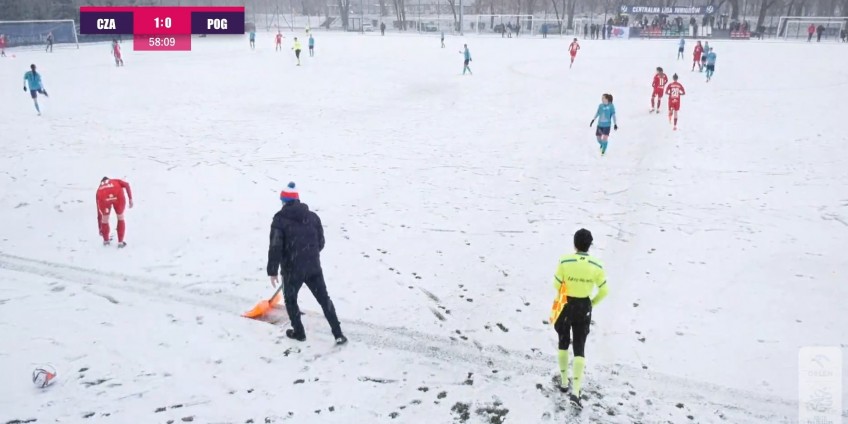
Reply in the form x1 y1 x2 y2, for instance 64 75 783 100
653 88 664 98
668 100 681 111
694 54 701 61
98 197 126 216
570 51 577 58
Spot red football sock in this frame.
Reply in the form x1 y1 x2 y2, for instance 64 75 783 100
674 117 678 126
100 223 110 241
651 98 655 108
117 220 126 243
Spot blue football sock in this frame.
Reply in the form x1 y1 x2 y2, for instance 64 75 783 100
601 141 608 154
34 102 40 113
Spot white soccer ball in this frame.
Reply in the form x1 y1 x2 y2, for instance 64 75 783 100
32 367 56 388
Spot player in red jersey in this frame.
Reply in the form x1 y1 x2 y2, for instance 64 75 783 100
665 73 686 130
650 66 668 114
96 177 133 247
692 41 703 72
275 31 283 51
0 34 7 57
568 38 580 68
111 39 124 67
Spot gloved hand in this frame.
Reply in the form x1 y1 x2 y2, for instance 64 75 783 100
614 124 618 131
589 120 595 127
23 86 27 92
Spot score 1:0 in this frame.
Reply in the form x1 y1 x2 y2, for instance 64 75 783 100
154 17 172 29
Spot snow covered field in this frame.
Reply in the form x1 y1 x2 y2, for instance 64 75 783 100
1 32 847 423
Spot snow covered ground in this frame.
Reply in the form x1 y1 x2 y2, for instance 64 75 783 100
1 32 846 423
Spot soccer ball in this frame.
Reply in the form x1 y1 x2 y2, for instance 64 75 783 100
32 367 56 388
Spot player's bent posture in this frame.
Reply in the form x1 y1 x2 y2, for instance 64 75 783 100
692 40 704 71
665 73 686 130
590 93 617 156
551 229 609 408
96 177 134 247
650 67 668 113
112 39 124 66
23 64 49 116
568 38 580 68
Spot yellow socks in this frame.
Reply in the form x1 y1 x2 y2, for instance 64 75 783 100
572 356 586 396
557 350 570 386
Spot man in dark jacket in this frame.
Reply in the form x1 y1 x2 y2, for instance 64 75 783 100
267 182 347 345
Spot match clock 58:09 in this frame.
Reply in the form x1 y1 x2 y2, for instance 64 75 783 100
134 34 190 51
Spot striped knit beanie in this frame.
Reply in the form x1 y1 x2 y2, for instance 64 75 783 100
280 182 299 203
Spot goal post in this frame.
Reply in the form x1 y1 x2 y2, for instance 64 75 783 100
776 16 847 41
0 20 79 49
475 15 535 36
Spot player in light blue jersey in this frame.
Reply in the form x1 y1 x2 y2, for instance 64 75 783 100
705 48 717 82
460 44 472 75
23 64 49 116
249 30 256 50
677 37 685 60
590 93 618 156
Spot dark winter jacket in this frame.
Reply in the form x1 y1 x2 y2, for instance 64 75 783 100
266 200 325 277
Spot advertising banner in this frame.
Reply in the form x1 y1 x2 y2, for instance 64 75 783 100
620 5 716 15
610 26 630 39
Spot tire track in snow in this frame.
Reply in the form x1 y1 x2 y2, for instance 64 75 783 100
0 251 804 422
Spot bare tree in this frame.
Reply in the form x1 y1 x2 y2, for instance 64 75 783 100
338 0 350 29
446 0 459 30
756 0 778 29
566 0 577 30
392 0 407 29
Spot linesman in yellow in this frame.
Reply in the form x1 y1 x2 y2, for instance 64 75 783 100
550 228 609 408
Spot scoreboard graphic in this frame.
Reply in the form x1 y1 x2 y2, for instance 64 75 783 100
79 6 245 51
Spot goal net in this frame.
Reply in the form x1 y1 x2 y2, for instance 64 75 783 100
475 15 535 36
777 16 847 41
412 17 456 33
532 18 565 37
0 20 78 49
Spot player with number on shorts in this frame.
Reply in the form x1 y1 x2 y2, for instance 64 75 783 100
96 177 134 248
650 66 668 114
665 73 686 131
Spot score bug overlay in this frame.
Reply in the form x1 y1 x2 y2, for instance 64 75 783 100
79 6 244 51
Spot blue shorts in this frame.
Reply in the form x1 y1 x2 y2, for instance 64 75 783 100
30 89 44 99
596 126 611 136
